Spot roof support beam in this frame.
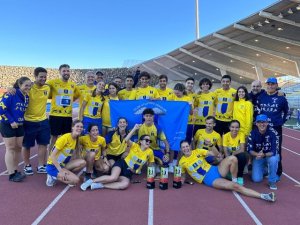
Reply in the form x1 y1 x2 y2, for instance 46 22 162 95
254 65 267 81
259 11 300 28
194 40 296 76
153 60 188 79
213 33 297 62
234 23 300 47
179 47 257 80
163 55 248 86
141 64 160 75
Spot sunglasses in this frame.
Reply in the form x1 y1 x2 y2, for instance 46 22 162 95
142 139 152 143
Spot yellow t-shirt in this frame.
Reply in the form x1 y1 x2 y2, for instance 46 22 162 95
102 96 119 127
179 149 211 184
194 129 222 149
118 89 135 100
214 88 236 122
157 87 174 100
233 99 253 136
194 92 216 125
79 135 106 160
83 95 104 119
124 142 155 174
138 123 166 150
47 79 81 117
77 84 96 108
129 86 160 100
47 133 77 166
106 131 127 156
223 132 245 155
24 83 50 122
187 92 196 124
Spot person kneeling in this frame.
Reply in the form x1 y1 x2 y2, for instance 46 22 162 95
45 120 86 187
80 124 154 191
178 140 276 202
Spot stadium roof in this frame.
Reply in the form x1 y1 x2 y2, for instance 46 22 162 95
136 0 300 85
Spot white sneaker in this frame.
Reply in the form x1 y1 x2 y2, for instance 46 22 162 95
91 182 104 190
46 174 56 187
80 179 93 191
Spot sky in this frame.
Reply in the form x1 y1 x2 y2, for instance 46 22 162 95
0 0 277 69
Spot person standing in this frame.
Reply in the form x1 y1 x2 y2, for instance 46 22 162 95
47 64 81 152
156 74 174 100
214 75 236 135
0 77 31 182
118 75 135 100
257 77 289 178
22 67 51 175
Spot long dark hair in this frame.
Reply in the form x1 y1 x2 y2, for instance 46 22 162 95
13 76 31 88
235 86 250 101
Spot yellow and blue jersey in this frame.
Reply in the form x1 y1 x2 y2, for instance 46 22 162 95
194 92 216 125
124 142 154 174
77 84 96 108
118 89 135 100
79 135 106 160
25 83 50 122
157 87 174 101
138 123 166 150
179 149 211 184
187 92 196 125
129 86 160 100
214 88 236 122
106 130 128 156
102 96 119 127
83 94 104 119
47 133 77 166
223 132 245 155
47 79 81 117
194 129 222 149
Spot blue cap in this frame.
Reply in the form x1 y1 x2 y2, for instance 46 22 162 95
255 114 268 122
266 77 277 84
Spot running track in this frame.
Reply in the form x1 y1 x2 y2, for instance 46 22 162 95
0 127 300 225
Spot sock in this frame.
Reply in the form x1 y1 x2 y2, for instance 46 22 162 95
232 177 237 183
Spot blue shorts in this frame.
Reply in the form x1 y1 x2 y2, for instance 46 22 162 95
46 164 60 178
23 119 50 148
82 116 102 135
203 166 222 187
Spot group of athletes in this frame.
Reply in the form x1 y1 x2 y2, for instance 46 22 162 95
0 64 289 203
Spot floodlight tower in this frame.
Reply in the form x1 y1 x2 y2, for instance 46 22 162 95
195 0 200 39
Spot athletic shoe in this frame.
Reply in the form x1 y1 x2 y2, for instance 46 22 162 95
37 165 47 174
46 174 56 187
80 179 93 191
24 164 34 176
90 182 104 190
261 192 276 202
237 177 244 186
9 171 25 182
269 182 278 190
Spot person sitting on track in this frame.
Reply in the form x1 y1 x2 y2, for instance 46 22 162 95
79 124 109 181
106 117 130 167
178 140 276 202
45 119 86 187
80 124 154 191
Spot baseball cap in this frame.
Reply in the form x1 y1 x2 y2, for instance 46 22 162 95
266 77 277 84
255 114 268 123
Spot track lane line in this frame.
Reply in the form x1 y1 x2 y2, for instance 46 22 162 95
31 171 83 225
148 189 154 225
232 191 262 225
283 127 300 133
283 134 300 141
283 172 300 185
283 146 300 156
0 142 4 146
0 154 38 176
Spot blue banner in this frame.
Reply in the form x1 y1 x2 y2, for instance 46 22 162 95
110 100 190 151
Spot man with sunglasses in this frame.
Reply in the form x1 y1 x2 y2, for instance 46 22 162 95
247 114 280 190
